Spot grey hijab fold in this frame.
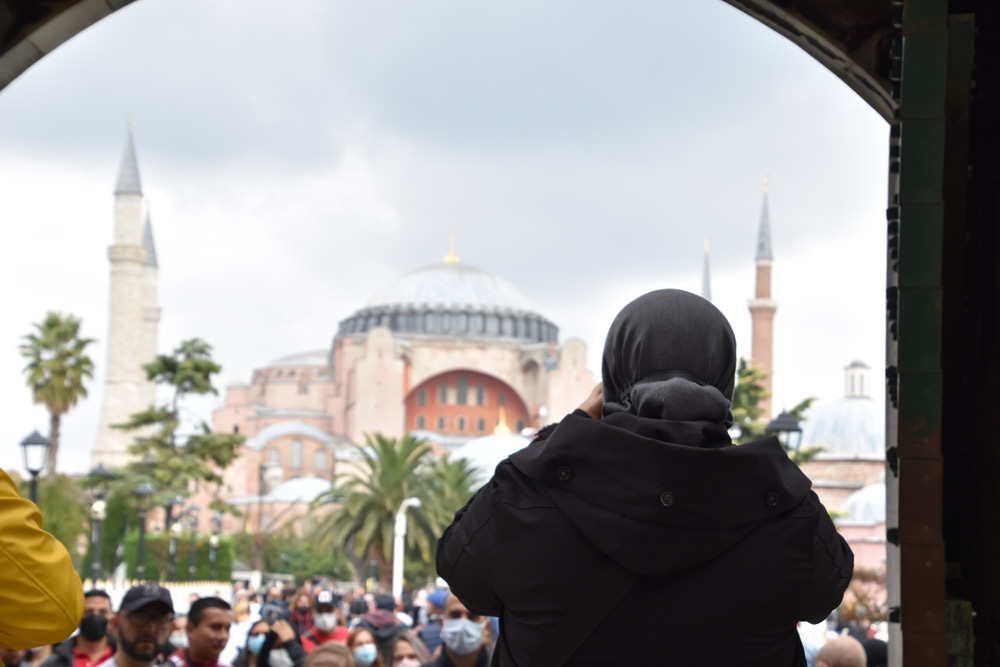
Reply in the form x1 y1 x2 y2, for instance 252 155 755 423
601 289 737 428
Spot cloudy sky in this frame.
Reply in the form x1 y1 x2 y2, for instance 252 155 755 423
0 0 889 476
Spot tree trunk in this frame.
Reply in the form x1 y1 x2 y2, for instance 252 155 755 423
48 412 60 475
370 544 392 594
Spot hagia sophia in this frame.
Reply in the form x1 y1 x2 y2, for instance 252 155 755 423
91 127 887 580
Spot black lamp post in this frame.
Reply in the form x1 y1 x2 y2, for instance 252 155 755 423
187 504 199 581
133 481 155 580
765 411 803 454
20 430 51 502
209 512 222 581
88 464 114 582
166 495 184 530
168 519 182 581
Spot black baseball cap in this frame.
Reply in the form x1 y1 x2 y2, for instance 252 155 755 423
315 590 335 608
119 583 175 613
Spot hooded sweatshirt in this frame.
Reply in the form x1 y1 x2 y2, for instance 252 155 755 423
437 290 852 666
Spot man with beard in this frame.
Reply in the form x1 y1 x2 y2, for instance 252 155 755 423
299 592 348 651
44 591 117 667
167 598 232 667
103 583 175 667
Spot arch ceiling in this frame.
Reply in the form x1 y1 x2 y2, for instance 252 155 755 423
0 0 894 119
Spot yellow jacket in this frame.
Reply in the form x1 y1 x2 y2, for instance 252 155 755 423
0 468 83 650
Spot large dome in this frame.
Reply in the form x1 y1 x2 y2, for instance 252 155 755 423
337 259 559 344
366 263 534 312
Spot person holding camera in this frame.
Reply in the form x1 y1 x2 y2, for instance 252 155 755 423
437 289 853 666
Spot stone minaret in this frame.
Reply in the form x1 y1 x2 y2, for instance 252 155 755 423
92 124 159 468
748 178 777 420
701 238 712 302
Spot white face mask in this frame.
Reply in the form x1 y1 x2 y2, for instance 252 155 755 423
268 649 294 667
441 618 484 656
396 660 421 667
313 613 338 633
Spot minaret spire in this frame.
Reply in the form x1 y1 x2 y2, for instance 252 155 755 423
748 177 777 420
115 120 142 195
755 177 773 261
142 210 158 267
701 238 712 302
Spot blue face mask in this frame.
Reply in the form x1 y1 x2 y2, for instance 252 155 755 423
248 635 266 656
353 644 378 667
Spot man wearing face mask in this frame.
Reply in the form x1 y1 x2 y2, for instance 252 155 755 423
43 591 117 667
102 583 175 667
299 593 348 652
418 595 487 667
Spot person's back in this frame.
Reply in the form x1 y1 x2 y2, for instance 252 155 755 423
436 289 853 666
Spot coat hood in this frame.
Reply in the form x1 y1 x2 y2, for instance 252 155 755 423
508 413 812 577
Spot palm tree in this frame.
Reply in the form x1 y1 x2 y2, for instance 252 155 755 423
424 455 482 528
20 312 95 475
312 433 440 585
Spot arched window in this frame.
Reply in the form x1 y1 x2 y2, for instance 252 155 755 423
416 415 426 429
314 449 327 470
457 416 467 432
516 419 525 432
498 392 506 407
457 377 468 405
477 418 487 433
417 389 427 406
438 384 448 405
291 439 304 469
267 448 280 466
436 415 446 431
476 385 486 406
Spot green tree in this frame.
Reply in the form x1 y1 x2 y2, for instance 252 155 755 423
731 357 770 444
311 433 443 585
115 339 244 512
20 312 95 474
424 455 481 528
16 474 87 565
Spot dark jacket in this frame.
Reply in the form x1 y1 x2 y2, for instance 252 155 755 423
43 634 117 667
437 412 853 667
356 612 403 665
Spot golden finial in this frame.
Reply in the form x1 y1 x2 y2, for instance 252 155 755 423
493 406 511 436
762 176 769 194
443 234 459 264
704 238 710 253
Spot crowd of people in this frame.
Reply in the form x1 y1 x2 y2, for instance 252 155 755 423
0 581 493 667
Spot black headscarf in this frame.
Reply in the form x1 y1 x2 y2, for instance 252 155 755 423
601 289 737 427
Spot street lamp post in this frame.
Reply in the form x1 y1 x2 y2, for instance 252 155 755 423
765 411 803 454
254 462 278 574
89 496 107 582
133 481 155 580
88 464 114 582
209 512 222 581
188 504 199 581
168 520 182 581
166 495 184 531
392 497 422 600
20 431 51 503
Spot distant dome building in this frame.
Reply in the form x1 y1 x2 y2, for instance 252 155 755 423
205 241 596 535
451 432 532 485
835 478 888 573
799 361 886 512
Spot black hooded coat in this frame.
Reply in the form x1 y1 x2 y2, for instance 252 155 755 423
435 290 853 666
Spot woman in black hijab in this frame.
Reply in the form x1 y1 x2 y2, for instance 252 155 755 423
437 289 853 667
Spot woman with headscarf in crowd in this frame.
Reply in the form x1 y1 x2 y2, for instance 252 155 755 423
437 289 854 666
